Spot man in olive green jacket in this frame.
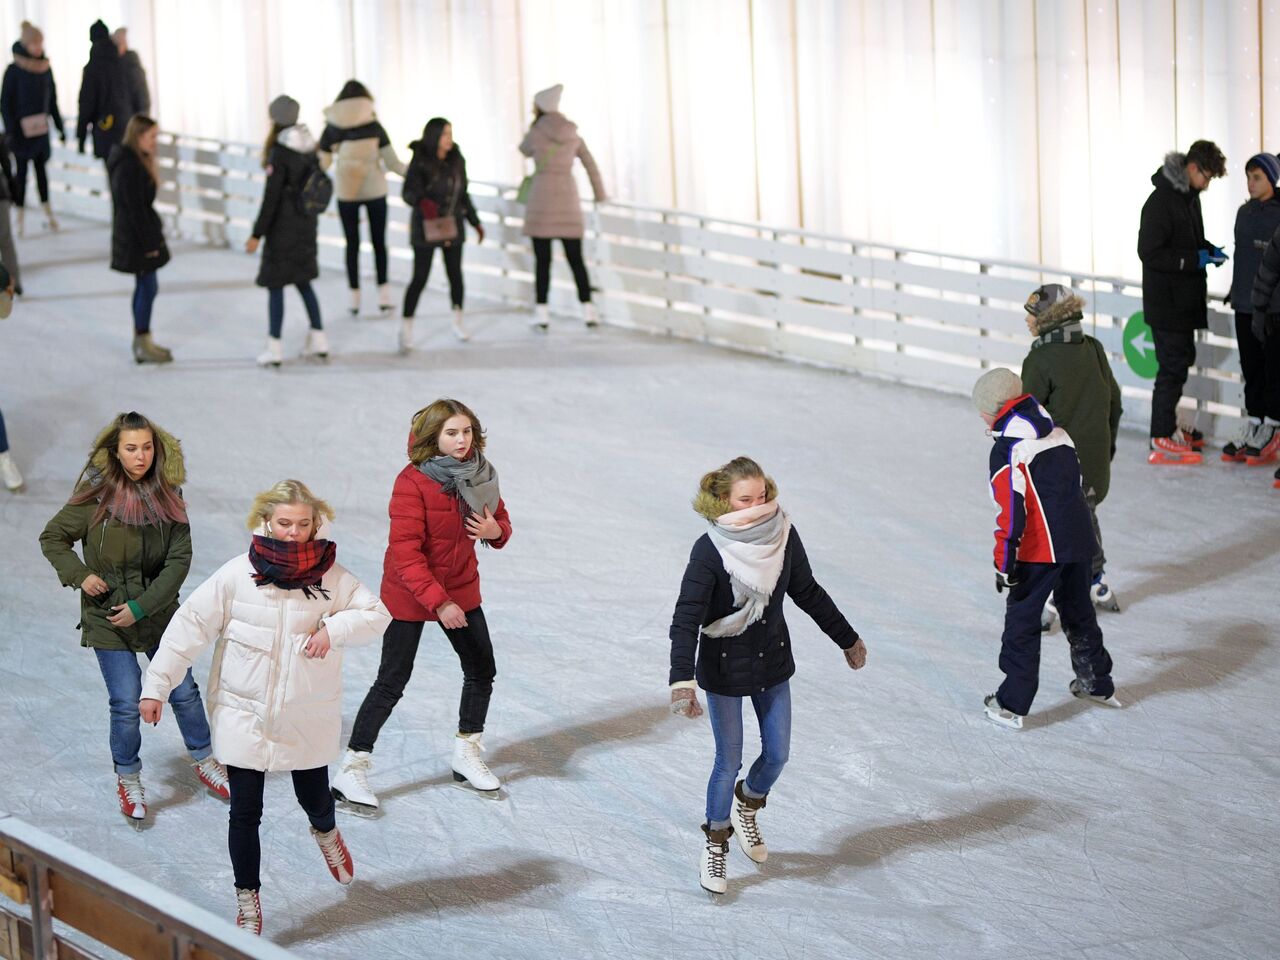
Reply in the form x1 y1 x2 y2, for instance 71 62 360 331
1019 284 1123 609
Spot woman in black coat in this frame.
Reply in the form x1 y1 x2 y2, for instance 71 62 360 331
667 456 867 896
246 96 325 369
398 117 483 352
107 115 170 364
0 21 66 232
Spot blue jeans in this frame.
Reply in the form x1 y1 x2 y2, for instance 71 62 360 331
0 407 8 452
704 680 792 828
267 283 322 338
132 271 158 335
94 646 212 774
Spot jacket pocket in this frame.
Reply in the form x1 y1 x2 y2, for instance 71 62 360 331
219 620 275 705
284 647 341 707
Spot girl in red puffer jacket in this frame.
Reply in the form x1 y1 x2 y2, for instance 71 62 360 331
332 398 512 810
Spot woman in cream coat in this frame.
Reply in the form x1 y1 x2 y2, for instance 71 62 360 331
141 479 390 936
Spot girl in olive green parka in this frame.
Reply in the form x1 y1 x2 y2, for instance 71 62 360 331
39 411 228 822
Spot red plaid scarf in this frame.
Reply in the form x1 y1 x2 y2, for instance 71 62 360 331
248 535 336 599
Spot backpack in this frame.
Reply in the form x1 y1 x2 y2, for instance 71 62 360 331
297 160 333 217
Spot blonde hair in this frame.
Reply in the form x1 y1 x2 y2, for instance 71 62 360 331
123 115 160 183
245 479 335 532
692 456 777 519
408 398 486 464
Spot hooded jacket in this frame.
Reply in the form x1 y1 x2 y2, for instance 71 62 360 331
1 42 65 159
987 395 1095 574
317 95 406 202
1230 193 1280 314
38 424 191 653
518 111 607 238
1019 294 1123 503
379 456 512 622
141 536 390 772
668 500 858 698
252 124 321 288
77 21 132 159
119 49 149 117
401 146 480 248
1137 152 1215 332
107 144 169 274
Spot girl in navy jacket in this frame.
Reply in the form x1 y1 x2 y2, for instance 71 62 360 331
668 456 866 896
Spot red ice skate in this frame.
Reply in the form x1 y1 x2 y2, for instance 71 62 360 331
116 773 146 821
235 887 262 935
1148 431 1203 465
194 757 230 800
311 826 354 884
1245 427 1279 466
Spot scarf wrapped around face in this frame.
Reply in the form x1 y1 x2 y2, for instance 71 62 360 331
418 451 501 517
700 501 792 638
248 535 336 599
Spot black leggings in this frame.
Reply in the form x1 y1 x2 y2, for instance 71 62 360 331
1235 311 1280 420
532 237 591 304
348 610 496 751
337 197 389 288
14 155 49 207
403 243 465 316
227 765 335 891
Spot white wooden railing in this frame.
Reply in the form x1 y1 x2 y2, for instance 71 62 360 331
44 129 1246 437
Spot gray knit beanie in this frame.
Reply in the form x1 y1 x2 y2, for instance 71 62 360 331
972 368 1023 416
268 95 300 128
1024 283 1086 336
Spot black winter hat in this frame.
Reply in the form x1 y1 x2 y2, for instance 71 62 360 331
89 20 110 42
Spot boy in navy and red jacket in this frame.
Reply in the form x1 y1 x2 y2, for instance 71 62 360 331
972 368 1119 729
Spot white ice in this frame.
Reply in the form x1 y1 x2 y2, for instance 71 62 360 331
1 219 1277 960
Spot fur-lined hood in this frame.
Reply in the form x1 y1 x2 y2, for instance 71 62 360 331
1027 293 1086 336
323 96 375 130
692 488 779 521
277 123 317 154
84 419 186 487
11 43 50 74
1156 152 1191 194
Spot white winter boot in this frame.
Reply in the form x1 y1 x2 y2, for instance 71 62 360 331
730 781 768 863
331 749 379 814
234 887 262 936
530 304 550 331
451 306 471 342
451 732 500 792
256 337 283 368
116 772 147 820
302 329 330 360
582 301 599 328
348 289 360 316
41 201 58 232
0 451 23 491
378 283 393 314
397 319 414 355
699 823 732 895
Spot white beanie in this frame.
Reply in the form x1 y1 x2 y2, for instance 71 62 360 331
971 368 1023 416
534 84 563 113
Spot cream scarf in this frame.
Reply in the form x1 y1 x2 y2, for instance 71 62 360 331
701 501 791 639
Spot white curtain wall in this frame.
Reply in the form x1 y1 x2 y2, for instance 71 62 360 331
3 0 1278 284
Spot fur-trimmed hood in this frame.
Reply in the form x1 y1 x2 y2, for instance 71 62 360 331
1027 293 1086 336
692 489 779 521
11 43 50 74
84 419 186 487
1156 152 1191 194
277 123 317 154
323 96 375 130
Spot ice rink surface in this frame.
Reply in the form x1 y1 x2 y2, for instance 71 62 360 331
1 220 1277 959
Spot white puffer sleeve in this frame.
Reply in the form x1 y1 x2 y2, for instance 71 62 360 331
320 565 391 649
142 557 236 701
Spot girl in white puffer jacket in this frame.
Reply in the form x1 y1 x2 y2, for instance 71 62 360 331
141 479 390 936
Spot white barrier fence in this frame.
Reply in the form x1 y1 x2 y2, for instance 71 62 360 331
45 130 1246 438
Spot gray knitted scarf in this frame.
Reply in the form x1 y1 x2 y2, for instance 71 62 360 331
701 504 792 639
1031 320 1084 349
418 452 501 517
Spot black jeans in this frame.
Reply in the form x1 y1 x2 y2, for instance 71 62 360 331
348 610 496 751
227 765 335 891
337 197 389 288
997 561 1114 716
403 243 465 315
14 154 49 206
1083 487 1105 578
532 237 591 304
1234 311 1280 420
1149 327 1197 437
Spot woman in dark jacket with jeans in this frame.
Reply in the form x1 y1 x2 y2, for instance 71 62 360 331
0 21 66 234
108 115 171 364
399 117 483 352
668 456 867 896
246 96 326 368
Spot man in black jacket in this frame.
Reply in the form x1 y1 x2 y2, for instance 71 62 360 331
76 20 132 160
1137 139 1227 463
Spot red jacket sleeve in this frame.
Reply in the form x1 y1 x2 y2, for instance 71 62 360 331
489 497 513 549
385 472 452 614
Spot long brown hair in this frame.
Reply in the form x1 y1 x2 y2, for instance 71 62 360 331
122 115 160 183
68 411 187 527
409 399 486 464
261 121 283 169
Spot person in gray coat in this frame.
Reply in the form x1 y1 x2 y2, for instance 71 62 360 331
519 84 606 331
112 28 150 117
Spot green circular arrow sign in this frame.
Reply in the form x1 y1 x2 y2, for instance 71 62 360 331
1123 311 1159 380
